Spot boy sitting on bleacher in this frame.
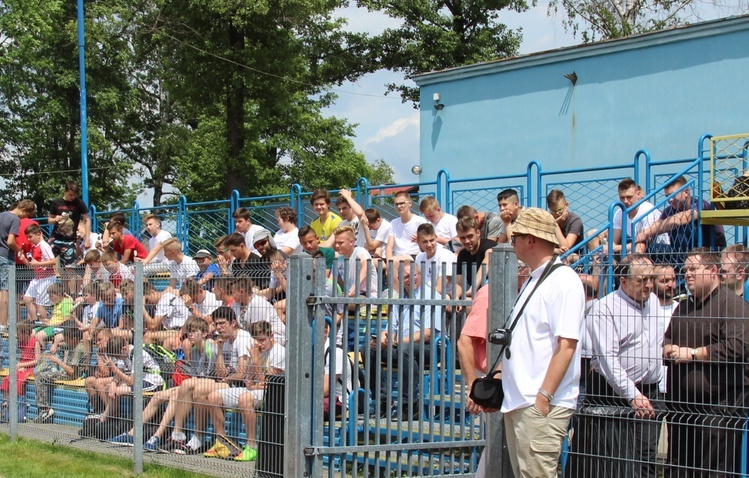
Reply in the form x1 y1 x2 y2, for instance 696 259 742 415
32 283 73 353
108 316 218 451
1 322 41 416
96 335 163 422
203 320 285 462
33 320 91 423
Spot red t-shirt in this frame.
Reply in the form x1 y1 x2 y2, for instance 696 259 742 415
15 218 39 265
113 235 148 262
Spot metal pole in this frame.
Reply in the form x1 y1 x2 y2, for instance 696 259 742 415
132 263 144 474
8 265 17 440
486 244 517 477
284 253 315 477
78 0 89 205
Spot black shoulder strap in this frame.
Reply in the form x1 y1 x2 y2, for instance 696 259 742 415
487 258 564 372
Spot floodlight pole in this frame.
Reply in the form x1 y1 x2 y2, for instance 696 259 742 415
78 0 89 205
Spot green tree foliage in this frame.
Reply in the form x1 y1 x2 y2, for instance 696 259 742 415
547 0 726 42
358 0 527 105
0 0 141 211
0 0 393 210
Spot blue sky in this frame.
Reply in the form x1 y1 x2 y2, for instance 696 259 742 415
324 2 732 184
324 2 580 184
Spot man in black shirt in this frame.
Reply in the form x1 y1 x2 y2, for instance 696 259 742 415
455 216 496 297
48 181 90 293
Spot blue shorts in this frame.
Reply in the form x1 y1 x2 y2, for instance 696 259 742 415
0 256 11 291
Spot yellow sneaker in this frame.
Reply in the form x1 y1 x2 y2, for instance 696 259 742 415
203 440 230 459
234 446 258 462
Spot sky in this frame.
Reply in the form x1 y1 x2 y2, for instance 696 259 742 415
324 2 581 184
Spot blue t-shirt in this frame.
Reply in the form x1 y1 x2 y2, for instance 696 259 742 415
0 211 21 260
660 197 725 263
97 297 124 328
195 264 221 291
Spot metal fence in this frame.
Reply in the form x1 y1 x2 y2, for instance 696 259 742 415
2 244 749 477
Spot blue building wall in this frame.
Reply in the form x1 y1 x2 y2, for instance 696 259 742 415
414 16 749 188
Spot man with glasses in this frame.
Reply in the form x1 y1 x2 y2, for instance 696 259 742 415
635 175 725 265
546 189 584 253
368 262 441 420
662 247 749 477
571 254 664 477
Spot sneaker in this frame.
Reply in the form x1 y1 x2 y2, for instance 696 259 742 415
158 438 184 454
234 446 258 462
203 435 241 459
34 408 54 424
108 432 134 447
174 435 203 455
203 441 228 459
144 436 160 452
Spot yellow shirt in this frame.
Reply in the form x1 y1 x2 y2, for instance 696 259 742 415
310 213 342 243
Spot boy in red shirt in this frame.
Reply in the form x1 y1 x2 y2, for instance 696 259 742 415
107 221 147 264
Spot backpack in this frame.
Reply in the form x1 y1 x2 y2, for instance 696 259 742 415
143 343 176 384
725 176 749 209
78 414 130 440
324 347 367 414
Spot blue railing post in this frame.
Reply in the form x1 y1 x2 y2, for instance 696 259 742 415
357 177 370 209
229 190 240 233
178 195 188 250
633 149 649 188
527 160 541 208
89 204 97 233
290 184 303 228
130 201 140 237
436 169 450 213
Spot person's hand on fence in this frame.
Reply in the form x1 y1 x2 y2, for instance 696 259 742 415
629 394 655 419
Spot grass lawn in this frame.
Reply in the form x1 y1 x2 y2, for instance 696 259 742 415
0 433 212 478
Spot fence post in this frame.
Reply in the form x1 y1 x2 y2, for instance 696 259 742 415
132 263 144 475
8 265 17 441
285 252 316 477
486 244 518 477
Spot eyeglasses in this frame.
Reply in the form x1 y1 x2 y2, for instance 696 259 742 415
511 234 530 245
394 201 409 207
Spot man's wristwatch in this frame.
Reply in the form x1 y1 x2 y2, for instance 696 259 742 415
691 348 698 360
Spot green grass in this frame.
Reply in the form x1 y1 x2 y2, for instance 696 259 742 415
0 434 213 477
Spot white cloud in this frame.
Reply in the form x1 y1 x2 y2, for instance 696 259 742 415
365 114 419 145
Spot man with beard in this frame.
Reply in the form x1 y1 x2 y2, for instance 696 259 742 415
662 247 749 477
720 244 749 301
455 216 497 296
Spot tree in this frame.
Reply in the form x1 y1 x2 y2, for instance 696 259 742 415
357 0 527 105
548 0 749 42
0 0 141 211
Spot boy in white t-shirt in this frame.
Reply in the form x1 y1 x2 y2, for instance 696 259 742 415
140 214 173 274
414 223 457 296
387 191 426 262
20 223 57 322
419 196 460 252
272 206 300 255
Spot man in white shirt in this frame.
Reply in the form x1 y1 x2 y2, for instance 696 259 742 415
232 207 266 256
162 238 200 289
414 223 457 296
493 207 584 478
143 281 189 349
580 254 663 477
419 196 460 251
333 225 380 300
273 206 300 255
386 191 426 263
140 214 173 274
612 179 669 254
180 280 222 322
230 278 286 345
